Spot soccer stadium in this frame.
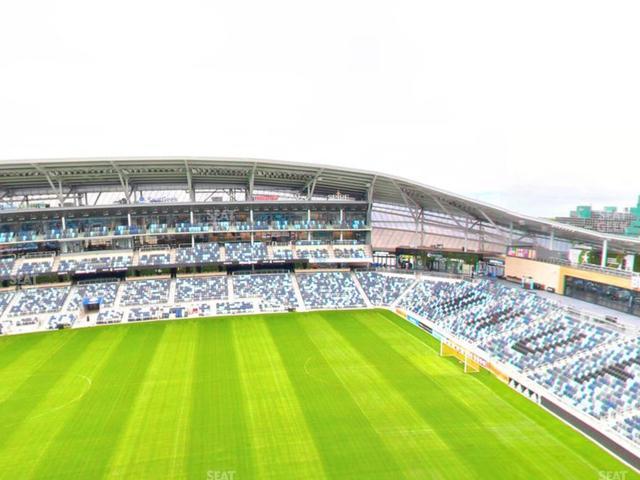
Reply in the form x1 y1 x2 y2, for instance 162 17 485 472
0 157 639 479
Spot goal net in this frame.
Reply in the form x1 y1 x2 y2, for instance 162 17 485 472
440 340 480 373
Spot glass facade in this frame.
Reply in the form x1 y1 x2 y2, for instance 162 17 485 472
564 276 640 317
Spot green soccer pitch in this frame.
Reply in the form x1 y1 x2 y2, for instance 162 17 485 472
0 309 637 479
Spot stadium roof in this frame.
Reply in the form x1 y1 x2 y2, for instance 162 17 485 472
0 156 638 254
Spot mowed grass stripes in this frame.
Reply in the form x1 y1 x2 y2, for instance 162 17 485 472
0 310 636 479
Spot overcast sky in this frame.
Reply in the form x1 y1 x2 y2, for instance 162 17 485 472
1 1 639 217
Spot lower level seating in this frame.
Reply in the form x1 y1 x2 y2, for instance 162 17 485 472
533 338 640 418
232 273 299 311
120 279 170 306
483 315 621 371
65 282 119 311
48 313 77 329
128 306 163 322
614 415 640 445
0 291 14 316
297 272 365 309
175 276 228 302
356 271 414 306
9 286 70 317
96 309 123 324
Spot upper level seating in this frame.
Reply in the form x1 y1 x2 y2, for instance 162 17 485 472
0 257 15 276
271 246 295 260
216 301 254 315
297 272 365 309
16 257 54 276
532 338 640 418
16 231 38 241
138 252 171 266
355 272 414 306
9 286 70 317
334 245 368 259
614 415 640 445
85 226 109 237
120 279 170 306
175 242 221 264
483 315 621 371
58 253 132 273
148 224 169 234
232 273 299 311
176 223 212 233
65 282 119 311
175 276 228 303
224 242 268 262
0 231 15 243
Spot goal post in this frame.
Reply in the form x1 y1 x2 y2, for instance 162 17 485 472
440 339 480 374
463 354 480 373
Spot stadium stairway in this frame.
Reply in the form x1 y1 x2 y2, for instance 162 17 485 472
391 276 419 308
352 271 373 308
50 255 61 273
290 273 307 311
227 275 234 300
131 250 140 266
113 281 127 307
607 405 640 424
0 292 21 322
8 260 18 277
60 287 81 314
168 278 177 305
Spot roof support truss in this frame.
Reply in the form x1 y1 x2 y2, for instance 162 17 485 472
302 169 324 200
111 162 132 204
184 160 195 202
31 164 65 205
247 163 257 201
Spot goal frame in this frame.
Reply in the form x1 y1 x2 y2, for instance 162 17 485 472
440 339 481 373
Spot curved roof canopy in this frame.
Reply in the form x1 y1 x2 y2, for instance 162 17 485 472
0 156 638 254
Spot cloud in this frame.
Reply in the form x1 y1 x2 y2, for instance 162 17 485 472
0 0 639 219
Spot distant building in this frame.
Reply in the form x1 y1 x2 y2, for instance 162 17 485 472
555 197 640 236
